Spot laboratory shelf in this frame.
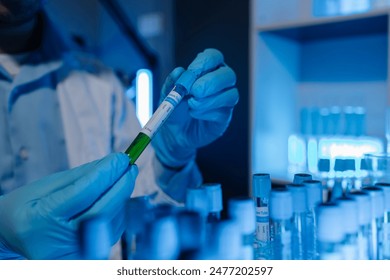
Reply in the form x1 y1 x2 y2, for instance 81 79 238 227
250 0 390 184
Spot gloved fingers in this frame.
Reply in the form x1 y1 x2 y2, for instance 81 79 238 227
42 153 130 219
187 48 225 77
75 165 138 223
188 87 239 118
176 49 225 91
190 66 236 99
190 107 234 123
160 67 185 100
24 157 109 198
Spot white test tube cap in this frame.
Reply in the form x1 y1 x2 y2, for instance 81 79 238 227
140 216 180 260
303 180 323 208
286 183 308 213
348 191 372 226
362 186 385 219
269 188 293 220
228 197 256 235
317 203 344 243
206 220 241 260
375 182 390 211
252 173 271 199
336 197 359 234
203 183 223 213
293 173 313 184
185 187 208 218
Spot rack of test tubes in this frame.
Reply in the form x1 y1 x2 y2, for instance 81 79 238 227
256 172 390 260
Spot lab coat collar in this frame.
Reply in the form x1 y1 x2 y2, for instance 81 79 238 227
5 11 78 111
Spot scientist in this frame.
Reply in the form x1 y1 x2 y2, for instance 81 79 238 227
0 0 239 259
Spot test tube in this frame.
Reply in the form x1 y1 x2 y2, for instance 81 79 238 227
269 188 293 260
362 186 385 260
203 183 223 222
375 182 390 259
135 215 180 260
286 183 308 260
317 203 345 260
124 49 218 164
176 210 205 259
293 173 312 184
228 197 256 260
185 187 208 219
337 197 359 259
348 191 371 260
252 173 271 251
303 179 323 259
193 220 241 260
122 196 153 259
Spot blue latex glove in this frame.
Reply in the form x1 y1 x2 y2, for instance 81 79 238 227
153 48 239 168
0 153 138 260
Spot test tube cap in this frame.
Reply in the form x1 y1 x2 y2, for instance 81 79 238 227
252 173 271 199
362 186 385 219
203 183 223 213
228 197 256 234
293 173 312 184
317 203 344 243
348 191 372 226
337 197 359 234
185 187 208 217
375 182 390 211
205 220 241 260
269 188 293 220
303 180 323 208
139 216 180 260
286 183 308 213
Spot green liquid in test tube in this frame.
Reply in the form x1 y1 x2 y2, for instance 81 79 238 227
125 84 188 164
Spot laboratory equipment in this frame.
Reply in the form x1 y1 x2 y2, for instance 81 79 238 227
78 216 111 260
124 80 190 164
348 191 371 259
122 196 153 259
303 179 323 259
336 197 359 259
176 210 206 259
364 152 390 186
362 186 385 259
374 182 390 259
203 183 223 222
293 173 312 184
135 214 180 260
124 48 223 164
316 203 345 260
269 188 293 260
252 173 271 256
185 187 208 219
286 183 308 260
228 197 256 260
194 220 241 260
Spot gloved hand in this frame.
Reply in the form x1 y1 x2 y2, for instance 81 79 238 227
0 153 138 260
153 48 239 168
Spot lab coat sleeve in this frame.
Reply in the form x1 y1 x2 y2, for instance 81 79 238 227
110 73 202 205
